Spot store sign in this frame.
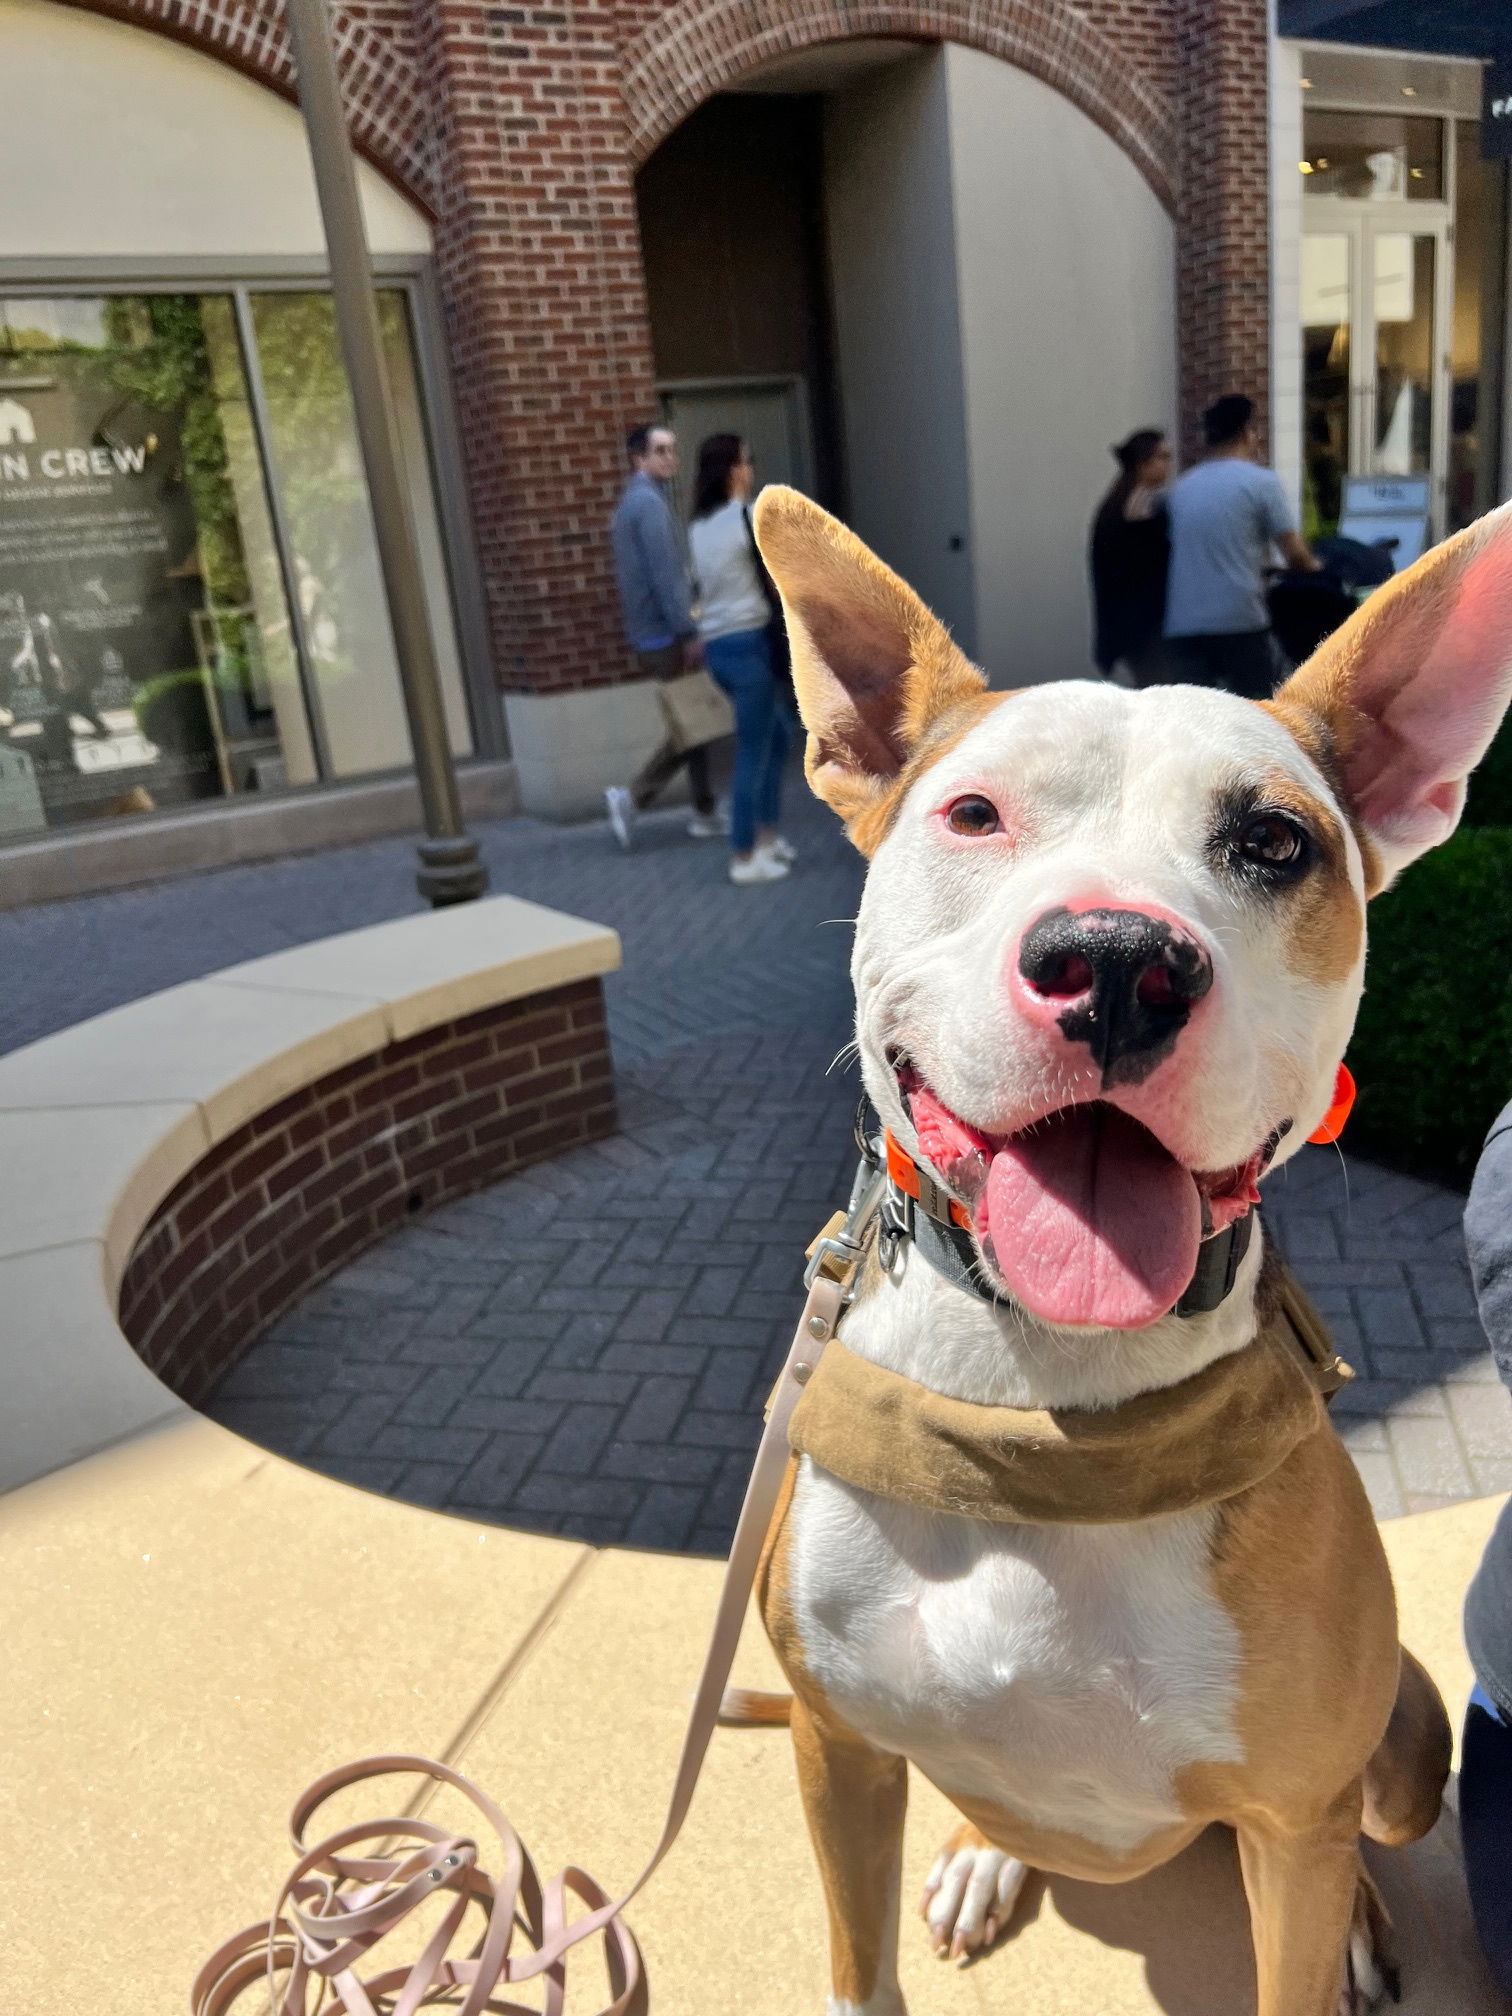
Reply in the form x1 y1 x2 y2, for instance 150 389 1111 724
1485 57 1512 162
1339 475 1431 572
0 366 199 806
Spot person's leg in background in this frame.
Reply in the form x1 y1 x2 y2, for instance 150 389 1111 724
682 742 719 828
1163 636 1223 690
704 629 787 885
754 664 798 864
1125 637 1175 689
1460 1683 1512 1993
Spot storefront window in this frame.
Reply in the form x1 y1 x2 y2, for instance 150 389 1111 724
1300 110 1443 200
249 291 471 780
0 284 471 841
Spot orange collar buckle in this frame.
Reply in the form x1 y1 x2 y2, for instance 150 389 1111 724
884 1129 974 1232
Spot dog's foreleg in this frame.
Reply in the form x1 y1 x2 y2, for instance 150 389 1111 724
790 1694 909 2016
1236 1784 1373 2016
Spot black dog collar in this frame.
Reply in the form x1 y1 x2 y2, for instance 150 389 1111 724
860 1104 1255 1321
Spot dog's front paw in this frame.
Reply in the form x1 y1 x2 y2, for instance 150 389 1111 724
921 1824 1029 1962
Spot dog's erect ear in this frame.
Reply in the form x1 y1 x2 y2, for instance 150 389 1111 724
753 487 986 844
1270 500 1512 892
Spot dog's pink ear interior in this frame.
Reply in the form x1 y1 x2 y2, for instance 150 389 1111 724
753 487 985 844
1271 501 1512 890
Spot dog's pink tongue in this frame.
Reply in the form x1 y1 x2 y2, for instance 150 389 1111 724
984 1106 1201 1330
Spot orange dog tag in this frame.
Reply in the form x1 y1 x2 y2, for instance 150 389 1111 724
1308 1063 1356 1145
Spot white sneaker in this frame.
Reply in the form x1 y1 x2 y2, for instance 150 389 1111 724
605 785 636 851
687 808 730 839
729 850 790 885
761 835 796 865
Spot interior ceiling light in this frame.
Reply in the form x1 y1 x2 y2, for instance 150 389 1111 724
1402 85 1417 96
1300 76 1312 88
1300 159 1315 173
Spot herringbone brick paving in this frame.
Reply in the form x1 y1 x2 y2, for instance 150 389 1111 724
1 775 1505 1546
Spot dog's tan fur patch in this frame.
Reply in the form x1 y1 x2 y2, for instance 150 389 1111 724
1262 694 1384 898
1251 768 1364 988
753 488 989 854
759 1459 908 2008
847 691 1015 857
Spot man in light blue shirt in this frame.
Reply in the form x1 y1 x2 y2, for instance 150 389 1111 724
1164 394 1319 699
605 422 726 848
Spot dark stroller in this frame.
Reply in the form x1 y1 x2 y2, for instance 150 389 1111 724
1267 535 1396 668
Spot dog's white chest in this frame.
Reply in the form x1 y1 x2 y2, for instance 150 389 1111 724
788 1460 1245 1856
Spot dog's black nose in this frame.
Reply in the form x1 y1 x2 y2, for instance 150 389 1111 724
1016 905 1213 1086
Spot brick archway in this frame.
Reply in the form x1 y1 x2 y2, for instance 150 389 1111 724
53 0 435 209
620 0 1177 211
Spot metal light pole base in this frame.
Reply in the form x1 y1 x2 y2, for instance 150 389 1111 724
417 835 490 908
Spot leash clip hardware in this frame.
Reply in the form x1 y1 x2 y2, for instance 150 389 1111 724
803 1163 885 1298
876 1184 912 1275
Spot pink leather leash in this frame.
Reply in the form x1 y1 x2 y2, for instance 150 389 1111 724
190 1253 855 2015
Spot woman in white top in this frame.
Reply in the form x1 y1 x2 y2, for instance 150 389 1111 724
688 435 797 885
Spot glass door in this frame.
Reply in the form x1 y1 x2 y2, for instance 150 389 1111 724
1365 220 1447 493
1302 207 1451 540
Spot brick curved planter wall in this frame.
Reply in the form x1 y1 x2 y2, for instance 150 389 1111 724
117 979 614 1406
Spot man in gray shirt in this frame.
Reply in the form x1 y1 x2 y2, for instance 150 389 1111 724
604 422 725 849
1163 394 1319 699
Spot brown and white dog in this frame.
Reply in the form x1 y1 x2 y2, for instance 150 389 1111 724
747 485 1512 2016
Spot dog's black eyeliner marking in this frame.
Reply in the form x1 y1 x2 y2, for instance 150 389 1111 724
1208 785 1314 892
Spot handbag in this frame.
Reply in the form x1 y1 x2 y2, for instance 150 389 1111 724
656 667 734 754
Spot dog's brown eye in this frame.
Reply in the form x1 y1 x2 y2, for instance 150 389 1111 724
945 796 1000 836
1237 814 1306 866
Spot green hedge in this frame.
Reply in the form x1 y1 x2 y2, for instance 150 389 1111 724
1465 721 1512 828
1346 825 1512 1185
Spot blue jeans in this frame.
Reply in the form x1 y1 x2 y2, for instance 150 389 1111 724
1461 1683 1512 1993
704 628 795 855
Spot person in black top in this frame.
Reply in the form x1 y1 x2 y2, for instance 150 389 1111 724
1089 429 1172 687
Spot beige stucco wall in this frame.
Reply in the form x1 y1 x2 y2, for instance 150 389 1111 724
943 44 1178 685
0 0 431 260
820 44 1176 685
823 51 978 655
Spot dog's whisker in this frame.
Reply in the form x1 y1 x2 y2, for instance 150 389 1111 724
1328 1134 1352 1226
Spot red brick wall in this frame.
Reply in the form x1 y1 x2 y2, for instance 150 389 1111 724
619 0 1178 206
1175 0 1274 459
117 980 615 1405
412 0 658 700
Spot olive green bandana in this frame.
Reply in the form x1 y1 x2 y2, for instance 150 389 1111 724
788 1265 1344 1526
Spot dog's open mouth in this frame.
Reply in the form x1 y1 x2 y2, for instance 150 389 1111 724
895 1063 1267 1331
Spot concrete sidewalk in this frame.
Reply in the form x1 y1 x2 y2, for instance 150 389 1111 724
0 780 1506 1546
2 1411 1506 2016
